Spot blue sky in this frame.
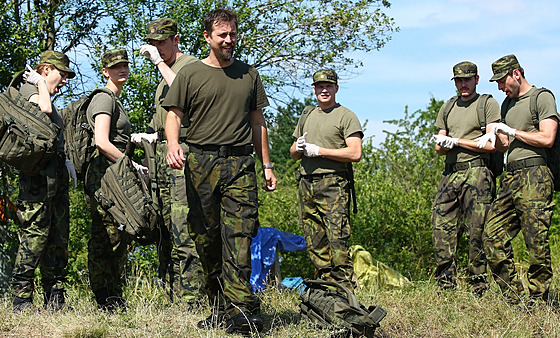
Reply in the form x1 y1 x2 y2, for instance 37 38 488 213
330 0 560 145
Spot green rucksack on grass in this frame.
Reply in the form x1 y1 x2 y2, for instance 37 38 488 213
61 87 116 180
442 94 504 177
93 139 160 244
299 279 387 337
0 71 60 175
501 88 560 191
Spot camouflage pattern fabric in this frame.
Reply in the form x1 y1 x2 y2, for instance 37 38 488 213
11 156 69 299
298 174 356 291
101 49 129 68
431 166 494 290
185 151 259 319
484 165 554 301
39 50 75 78
85 154 131 305
154 141 203 302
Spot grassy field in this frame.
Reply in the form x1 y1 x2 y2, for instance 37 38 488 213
0 269 559 337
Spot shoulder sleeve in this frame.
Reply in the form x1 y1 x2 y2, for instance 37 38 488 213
19 83 38 101
485 96 501 123
536 91 559 122
341 108 363 139
162 67 189 113
251 68 269 111
87 92 114 121
434 104 446 131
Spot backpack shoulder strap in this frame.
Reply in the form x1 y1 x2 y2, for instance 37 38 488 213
500 96 512 122
529 88 554 127
297 105 316 136
441 96 459 131
476 94 491 132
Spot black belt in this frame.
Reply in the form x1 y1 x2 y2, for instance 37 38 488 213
300 172 346 182
445 158 486 173
156 128 188 141
187 144 254 157
506 157 546 172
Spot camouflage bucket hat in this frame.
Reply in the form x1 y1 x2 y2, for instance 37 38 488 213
490 54 521 82
451 61 477 80
102 48 130 68
145 18 178 41
312 69 338 85
39 51 76 78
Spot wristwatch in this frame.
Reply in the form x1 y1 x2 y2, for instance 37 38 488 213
263 164 274 170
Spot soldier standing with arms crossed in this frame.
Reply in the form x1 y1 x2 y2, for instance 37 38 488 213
133 18 203 303
290 69 363 292
480 55 558 308
164 8 276 334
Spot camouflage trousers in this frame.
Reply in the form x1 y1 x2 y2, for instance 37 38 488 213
298 174 356 291
85 154 131 305
154 141 203 302
432 166 495 290
185 151 259 319
483 165 554 301
11 156 69 299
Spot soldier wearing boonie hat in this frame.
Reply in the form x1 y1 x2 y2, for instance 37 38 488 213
101 48 130 68
430 60 501 295
134 17 203 304
39 50 76 78
290 68 363 294
483 54 560 307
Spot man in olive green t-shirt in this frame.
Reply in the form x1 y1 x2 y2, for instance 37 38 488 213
132 17 203 304
430 61 500 294
289 69 363 292
481 54 559 307
163 8 276 335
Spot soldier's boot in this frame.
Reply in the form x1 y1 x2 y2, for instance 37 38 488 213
470 275 489 297
12 296 36 313
197 312 226 330
44 289 71 311
225 312 264 335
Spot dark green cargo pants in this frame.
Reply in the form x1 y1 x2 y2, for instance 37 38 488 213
484 165 554 301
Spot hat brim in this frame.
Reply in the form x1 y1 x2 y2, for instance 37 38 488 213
104 59 130 69
451 74 476 80
312 79 337 85
145 33 174 41
54 65 76 79
489 71 507 82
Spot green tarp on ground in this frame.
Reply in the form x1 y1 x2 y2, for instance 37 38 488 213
350 245 411 291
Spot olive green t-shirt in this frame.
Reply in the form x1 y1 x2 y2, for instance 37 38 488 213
162 59 269 146
19 83 65 154
148 54 198 133
86 90 131 149
435 94 500 164
293 104 363 175
504 86 559 163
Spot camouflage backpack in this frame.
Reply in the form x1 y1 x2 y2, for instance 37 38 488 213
299 279 387 337
94 139 160 244
442 94 504 177
0 71 60 175
501 88 560 191
61 88 116 180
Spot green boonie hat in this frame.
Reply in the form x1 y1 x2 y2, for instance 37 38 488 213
145 18 178 41
39 51 76 78
490 54 521 82
451 61 477 80
102 49 130 68
312 69 338 85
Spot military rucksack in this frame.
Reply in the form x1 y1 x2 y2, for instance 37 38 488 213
501 88 560 191
299 279 387 337
93 139 160 244
0 71 60 175
61 88 116 180
442 94 504 177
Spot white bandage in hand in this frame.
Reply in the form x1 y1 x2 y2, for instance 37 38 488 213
476 133 496 149
492 122 516 137
296 132 307 152
23 64 44 85
432 134 459 149
65 159 77 189
139 44 163 65
303 143 320 157
131 132 158 146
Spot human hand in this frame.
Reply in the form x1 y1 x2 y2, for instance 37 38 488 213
23 64 44 85
131 132 158 146
262 169 277 192
139 44 163 65
303 142 320 157
65 159 77 189
492 122 516 137
296 132 307 152
431 134 459 149
133 161 149 183
166 143 185 170
476 133 496 149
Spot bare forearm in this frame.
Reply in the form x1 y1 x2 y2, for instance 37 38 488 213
158 62 177 86
165 107 183 146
